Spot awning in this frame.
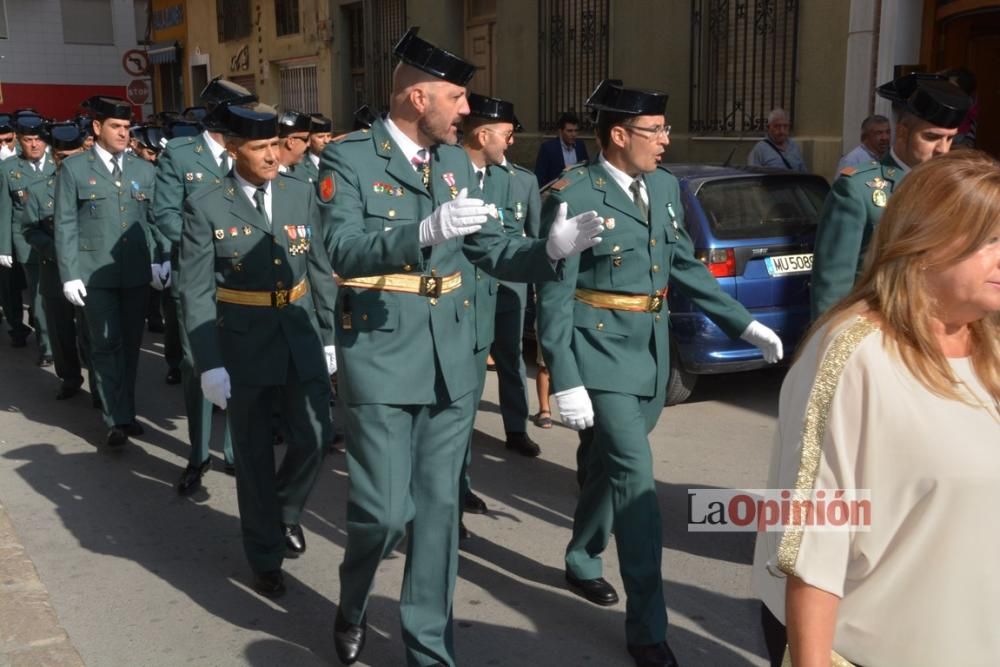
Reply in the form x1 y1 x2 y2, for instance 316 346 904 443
147 41 180 65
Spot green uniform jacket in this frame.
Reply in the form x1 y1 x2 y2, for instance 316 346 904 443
537 162 752 398
179 173 338 386
2 155 56 262
54 148 159 288
810 152 904 318
153 134 229 259
297 156 319 184
496 161 542 310
21 176 62 298
319 118 557 405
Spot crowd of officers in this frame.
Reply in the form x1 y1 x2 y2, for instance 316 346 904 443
2 26 969 667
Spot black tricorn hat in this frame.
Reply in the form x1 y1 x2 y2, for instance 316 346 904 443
199 77 257 110
585 79 669 117
223 104 279 139
467 93 522 131
0 114 13 134
393 27 476 86
14 114 46 136
278 109 312 136
876 73 971 129
135 125 167 151
353 105 377 130
309 114 332 134
48 122 85 151
86 96 133 121
183 106 208 122
166 120 202 139
75 114 93 137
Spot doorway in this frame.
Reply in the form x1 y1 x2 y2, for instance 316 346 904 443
465 0 496 95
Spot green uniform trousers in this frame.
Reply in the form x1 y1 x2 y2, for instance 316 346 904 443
490 284 529 434
339 389 476 667
169 270 233 468
41 292 83 388
160 282 182 373
227 359 329 574
0 262 29 340
22 263 50 356
459 347 491 501
82 285 148 427
566 387 668 647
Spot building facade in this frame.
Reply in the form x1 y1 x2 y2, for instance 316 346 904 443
0 0 151 120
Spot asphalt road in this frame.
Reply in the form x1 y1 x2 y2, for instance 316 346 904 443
0 332 782 666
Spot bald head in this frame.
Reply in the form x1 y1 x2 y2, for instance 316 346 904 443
389 62 470 147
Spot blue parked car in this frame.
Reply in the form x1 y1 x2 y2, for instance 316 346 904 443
663 164 829 404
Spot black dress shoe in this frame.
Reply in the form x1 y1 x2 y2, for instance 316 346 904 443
505 431 541 457
92 395 103 410
55 383 81 400
252 570 286 598
333 610 366 665
121 421 144 437
223 461 236 476
283 524 306 557
463 490 488 514
164 368 182 385
106 427 127 448
176 458 211 496
565 573 619 606
628 641 679 667
147 320 165 333
38 354 53 367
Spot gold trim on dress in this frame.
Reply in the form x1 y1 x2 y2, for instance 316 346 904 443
575 287 668 313
336 271 462 298
216 279 308 308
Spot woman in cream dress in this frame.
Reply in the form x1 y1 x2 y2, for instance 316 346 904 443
753 150 1000 667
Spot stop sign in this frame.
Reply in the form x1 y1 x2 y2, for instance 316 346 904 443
127 79 150 105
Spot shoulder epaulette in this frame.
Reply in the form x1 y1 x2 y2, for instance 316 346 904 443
839 167 857 177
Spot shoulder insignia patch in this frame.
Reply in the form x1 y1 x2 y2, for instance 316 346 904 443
549 178 570 192
839 167 857 177
319 172 336 202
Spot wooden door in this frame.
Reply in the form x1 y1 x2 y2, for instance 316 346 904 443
465 21 494 96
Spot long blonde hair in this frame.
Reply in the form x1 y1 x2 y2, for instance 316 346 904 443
811 150 1000 402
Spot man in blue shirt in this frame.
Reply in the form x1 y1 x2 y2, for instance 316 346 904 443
747 108 807 172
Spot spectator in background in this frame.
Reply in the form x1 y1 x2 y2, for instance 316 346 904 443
534 111 589 186
748 108 807 172
943 67 978 148
835 114 890 176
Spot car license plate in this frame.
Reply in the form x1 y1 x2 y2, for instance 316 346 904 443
765 253 812 276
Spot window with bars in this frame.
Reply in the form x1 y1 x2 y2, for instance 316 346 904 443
344 0 406 114
689 0 800 135
217 0 251 43
280 64 319 114
276 0 299 37
537 0 609 132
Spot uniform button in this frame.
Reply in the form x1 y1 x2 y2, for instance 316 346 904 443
273 238 279 244
388 209 396 218
463 299 470 307
120 206 126 212
232 251 239 257
650 239 657 246
612 244 621 253
121 223 127 229
403 264 412 272
430 268 438 277
429 298 438 306
276 280 284 288
476 271 481 280
361 313 368 321
652 264 660 272
235 264 242 272
655 314 661 322
273 258 282 265
596 322 604 331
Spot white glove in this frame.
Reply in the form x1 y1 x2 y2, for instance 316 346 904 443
545 202 604 260
554 386 595 430
324 345 337 375
201 367 231 410
159 261 172 289
0 255 12 268
150 264 165 290
418 187 490 247
740 320 784 363
63 279 87 307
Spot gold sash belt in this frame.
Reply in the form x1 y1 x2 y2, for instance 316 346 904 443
574 287 668 313
216 279 308 308
337 271 462 298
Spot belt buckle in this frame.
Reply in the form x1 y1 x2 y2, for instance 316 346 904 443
272 288 290 308
419 275 443 298
646 294 663 313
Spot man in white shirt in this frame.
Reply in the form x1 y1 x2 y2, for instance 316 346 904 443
835 114 890 176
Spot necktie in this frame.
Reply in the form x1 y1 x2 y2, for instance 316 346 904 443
32 159 42 173
630 178 648 222
253 187 269 225
111 156 122 182
220 153 231 173
411 149 430 189
477 168 485 190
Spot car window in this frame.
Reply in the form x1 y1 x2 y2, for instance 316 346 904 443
694 175 828 240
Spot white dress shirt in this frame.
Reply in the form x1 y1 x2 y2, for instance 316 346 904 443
93 141 123 178
598 153 648 207
233 170 272 224
561 141 578 168
203 131 229 170
384 115 427 165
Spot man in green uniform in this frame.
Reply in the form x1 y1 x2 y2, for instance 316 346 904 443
179 104 338 598
536 80 783 667
301 114 332 183
322 28 604 667
810 73 972 318
457 93 541 526
6 114 57 363
277 109 314 185
154 78 254 494
55 96 165 447
21 122 91 400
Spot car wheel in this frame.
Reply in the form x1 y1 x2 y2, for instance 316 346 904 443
665 352 697 406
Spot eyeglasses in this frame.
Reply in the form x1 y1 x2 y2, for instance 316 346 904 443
624 124 671 139
484 128 514 141
286 135 309 144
